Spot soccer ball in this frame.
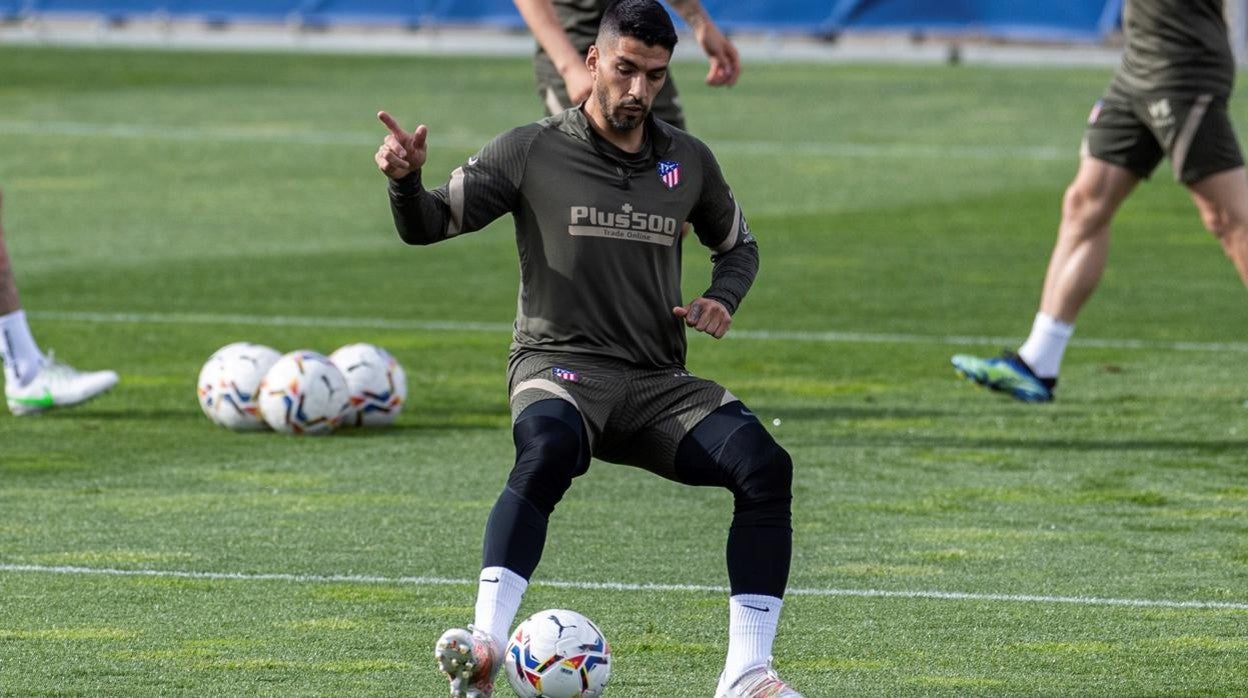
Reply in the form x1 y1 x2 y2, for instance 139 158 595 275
257 350 351 435
328 343 407 427
197 342 281 430
505 609 612 698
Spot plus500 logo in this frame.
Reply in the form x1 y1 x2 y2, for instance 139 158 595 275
570 206 679 236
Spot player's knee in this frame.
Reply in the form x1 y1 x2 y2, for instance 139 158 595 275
725 423 793 516
1197 203 1243 241
1061 182 1112 233
508 403 589 516
677 405 792 521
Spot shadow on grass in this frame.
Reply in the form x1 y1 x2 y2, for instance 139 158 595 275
823 433 1248 455
13 407 508 433
768 405 952 421
29 408 204 422
765 405 1247 454
332 419 506 437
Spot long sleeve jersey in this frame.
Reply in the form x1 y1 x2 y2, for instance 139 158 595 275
387 107 758 369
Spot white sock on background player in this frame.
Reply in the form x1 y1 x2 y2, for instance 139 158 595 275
1018 312 1073 379
0 309 43 386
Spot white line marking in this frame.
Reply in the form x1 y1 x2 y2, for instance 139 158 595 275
2 563 1244 610
30 309 1248 354
0 120 1068 161
31 310 511 333
0 120 379 147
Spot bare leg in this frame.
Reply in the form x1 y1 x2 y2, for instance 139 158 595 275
0 190 21 315
954 158 1143 396
1186 166 1248 285
1037 158 1140 323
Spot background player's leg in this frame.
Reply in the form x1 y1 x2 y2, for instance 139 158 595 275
1023 157 1139 376
951 158 1139 402
0 190 119 415
1186 166 1248 286
0 190 45 386
0 191 19 314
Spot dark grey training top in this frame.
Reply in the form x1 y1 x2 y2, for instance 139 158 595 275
388 107 758 369
1112 0 1234 97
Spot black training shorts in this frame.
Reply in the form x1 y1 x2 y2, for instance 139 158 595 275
1082 89 1244 184
507 349 734 478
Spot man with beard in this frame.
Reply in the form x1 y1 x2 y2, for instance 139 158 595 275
374 1 801 696
513 0 740 129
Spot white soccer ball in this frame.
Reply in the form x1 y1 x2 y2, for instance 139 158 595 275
328 342 407 427
505 609 612 698
257 350 351 435
196 342 281 431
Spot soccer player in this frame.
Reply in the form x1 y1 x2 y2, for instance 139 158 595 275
952 0 1248 402
513 0 740 129
375 2 800 696
0 189 118 415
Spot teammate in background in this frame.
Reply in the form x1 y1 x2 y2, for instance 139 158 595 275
952 0 1248 402
376 2 800 696
0 190 118 415
513 0 740 129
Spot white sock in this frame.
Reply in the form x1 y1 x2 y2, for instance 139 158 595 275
722 594 783 686
0 310 43 387
473 566 528 653
1017 312 1074 379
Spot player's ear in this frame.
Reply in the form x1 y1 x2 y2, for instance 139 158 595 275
586 44 600 77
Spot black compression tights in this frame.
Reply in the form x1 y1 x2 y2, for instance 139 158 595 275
675 402 794 598
481 400 588 579
481 398 792 598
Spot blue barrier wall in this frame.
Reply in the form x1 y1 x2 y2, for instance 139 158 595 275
826 0 1123 42
8 0 1123 42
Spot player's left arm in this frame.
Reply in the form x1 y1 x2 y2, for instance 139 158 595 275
380 113 533 246
663 0 740 87
673 142 759 339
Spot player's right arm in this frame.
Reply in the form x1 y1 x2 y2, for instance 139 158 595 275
665 0 740 87
513 0 593 105
377 111 531 245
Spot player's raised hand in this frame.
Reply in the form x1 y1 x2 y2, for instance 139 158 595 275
375 111 428 180
673 297 731 339
693 21 740 87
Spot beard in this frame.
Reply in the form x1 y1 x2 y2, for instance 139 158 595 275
598 90 647 132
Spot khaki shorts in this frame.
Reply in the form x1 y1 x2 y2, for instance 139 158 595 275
507 350 735 479
534 52 687 131
1082 91 1244 184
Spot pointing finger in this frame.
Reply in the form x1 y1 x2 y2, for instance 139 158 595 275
377 111 409 140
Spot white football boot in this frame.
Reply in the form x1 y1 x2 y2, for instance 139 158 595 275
435 626 501 698
5 352 118 416
716 660 805 698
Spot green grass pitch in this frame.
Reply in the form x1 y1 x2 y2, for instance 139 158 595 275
1 45 1247 695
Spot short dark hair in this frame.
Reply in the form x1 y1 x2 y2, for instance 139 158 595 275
599 0 678 52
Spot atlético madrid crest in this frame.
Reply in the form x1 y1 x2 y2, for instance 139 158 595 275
657 160 681 190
